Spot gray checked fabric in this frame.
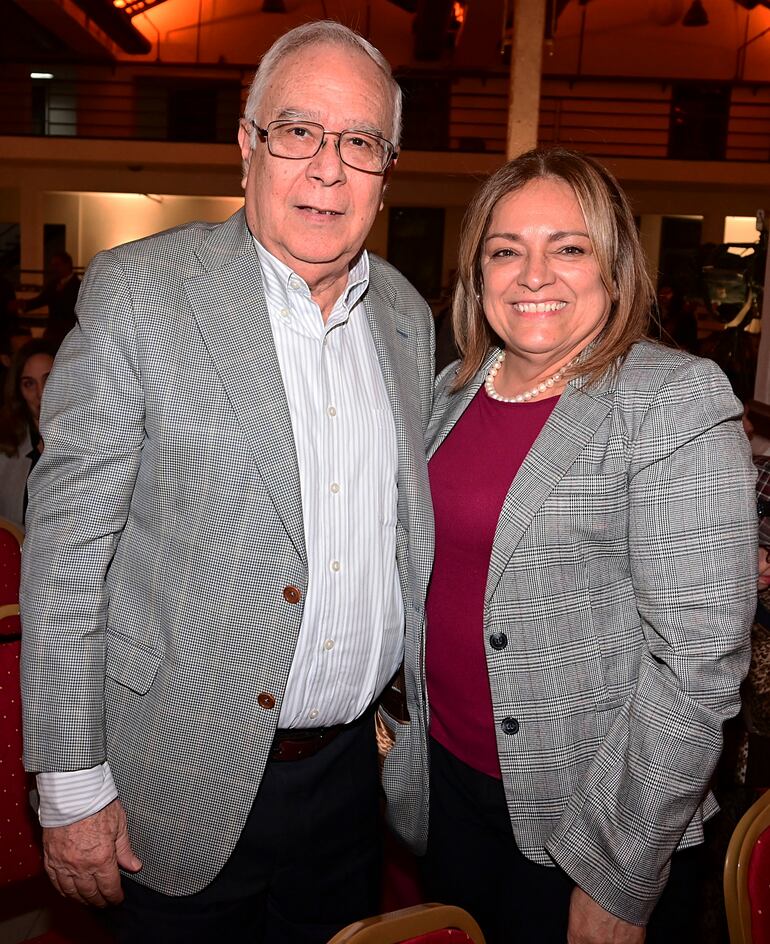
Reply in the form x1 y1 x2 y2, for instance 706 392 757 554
20 208 435 896
382 339 756 926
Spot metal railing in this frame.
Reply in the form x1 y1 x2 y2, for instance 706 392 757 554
1 66 769 162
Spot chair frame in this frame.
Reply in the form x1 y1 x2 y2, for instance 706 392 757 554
725 788 770 944
327 903 486 944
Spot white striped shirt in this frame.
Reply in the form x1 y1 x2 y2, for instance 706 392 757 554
36 240 403 826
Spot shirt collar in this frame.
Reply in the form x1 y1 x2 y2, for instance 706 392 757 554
252 237 369 315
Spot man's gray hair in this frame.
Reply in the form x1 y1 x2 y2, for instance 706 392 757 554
243 20 402 149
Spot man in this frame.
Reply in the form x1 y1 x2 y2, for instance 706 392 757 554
21 21 434 943
21 251 81 346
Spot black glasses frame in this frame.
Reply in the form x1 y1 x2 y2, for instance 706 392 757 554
249 119 398 175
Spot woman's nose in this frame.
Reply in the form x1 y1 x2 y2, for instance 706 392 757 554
517 253 553 291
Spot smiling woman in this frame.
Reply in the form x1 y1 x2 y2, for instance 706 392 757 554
383 148 758 944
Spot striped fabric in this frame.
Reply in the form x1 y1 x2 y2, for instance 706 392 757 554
255 241 402 728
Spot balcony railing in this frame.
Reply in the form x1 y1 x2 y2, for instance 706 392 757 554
0 66 768 162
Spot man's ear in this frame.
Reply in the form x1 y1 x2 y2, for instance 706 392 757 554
238 122 253 190
379 156 398 211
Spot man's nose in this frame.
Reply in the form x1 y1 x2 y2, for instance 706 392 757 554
306 133 346 184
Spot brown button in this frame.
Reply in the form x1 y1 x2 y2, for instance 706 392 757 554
283 585 301 604
257 692 276 710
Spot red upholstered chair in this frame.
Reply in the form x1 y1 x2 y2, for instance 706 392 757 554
0 518 112 943
725 788 770 943
0 517 44 886
326 903 486 944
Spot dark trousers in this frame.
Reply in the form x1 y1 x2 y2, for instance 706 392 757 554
107 715 382 944
422 738 704 944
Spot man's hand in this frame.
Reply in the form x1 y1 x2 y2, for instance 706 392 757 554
568 886 646 944
42 798 142 907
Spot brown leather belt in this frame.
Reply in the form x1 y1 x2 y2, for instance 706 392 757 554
269 724 346 762
269 705 375 762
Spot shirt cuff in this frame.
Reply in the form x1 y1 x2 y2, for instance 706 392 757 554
36 762 118 827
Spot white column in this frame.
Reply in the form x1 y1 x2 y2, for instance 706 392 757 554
506 0 547 159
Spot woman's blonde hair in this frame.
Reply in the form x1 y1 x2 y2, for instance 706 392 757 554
452 147 654 390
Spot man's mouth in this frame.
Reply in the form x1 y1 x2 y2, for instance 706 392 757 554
298 206 342 216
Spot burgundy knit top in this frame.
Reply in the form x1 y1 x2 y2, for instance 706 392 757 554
426 384 558 778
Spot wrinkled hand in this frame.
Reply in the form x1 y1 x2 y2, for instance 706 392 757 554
42 799 142 907
568 886 646 944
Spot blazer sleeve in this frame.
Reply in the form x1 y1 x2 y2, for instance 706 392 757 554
545 356 756 925
21 249 145 773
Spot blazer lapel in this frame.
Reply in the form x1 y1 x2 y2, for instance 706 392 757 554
427 350 499 460
485 381 613 602
183 210 306 561
362 288 422 538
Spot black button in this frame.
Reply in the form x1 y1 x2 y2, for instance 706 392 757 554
501 717 519 735
489 632 508 651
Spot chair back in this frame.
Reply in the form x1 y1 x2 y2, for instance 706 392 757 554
0 517 44 885
327 903 486 944
725 789 770 943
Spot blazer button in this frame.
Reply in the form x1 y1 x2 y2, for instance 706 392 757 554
501 717 519 735
257 692 276 710
283 585 301 604
489 632 508 651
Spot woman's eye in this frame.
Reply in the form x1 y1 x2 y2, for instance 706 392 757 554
558 245 585 255
490 248 516 258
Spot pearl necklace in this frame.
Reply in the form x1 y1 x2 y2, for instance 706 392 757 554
484 350 576 403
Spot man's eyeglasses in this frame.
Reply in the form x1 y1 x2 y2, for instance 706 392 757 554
250 119 398 175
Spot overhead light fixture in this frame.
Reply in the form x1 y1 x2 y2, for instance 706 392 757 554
682 0 709 26
113 0 171 15
30 72 54 79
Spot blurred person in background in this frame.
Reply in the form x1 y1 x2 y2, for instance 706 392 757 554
19 252 81 346
0 338 56 529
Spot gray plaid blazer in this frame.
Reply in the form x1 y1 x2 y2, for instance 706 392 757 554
20 209 435 896
382 340 756 925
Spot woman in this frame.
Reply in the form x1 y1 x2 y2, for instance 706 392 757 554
0 338 56 528
380 149 756 944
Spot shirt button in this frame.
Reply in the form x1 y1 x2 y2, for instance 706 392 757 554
283 585 301 604
289 276 302 290
327 406 337 417
308 708 319 720
258 692 276 710
330 482 340 494
323 639 335 651
279 307 290 319
330 560 341 572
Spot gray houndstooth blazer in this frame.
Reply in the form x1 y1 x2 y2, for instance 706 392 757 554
382 339 756 926
20 208 435 896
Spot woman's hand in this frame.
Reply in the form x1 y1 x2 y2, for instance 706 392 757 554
568 887 646 944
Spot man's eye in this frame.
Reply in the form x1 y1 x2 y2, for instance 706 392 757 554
348 136 372 150
289 126 309 138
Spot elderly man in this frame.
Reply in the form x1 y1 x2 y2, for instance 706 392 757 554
21 21 434 944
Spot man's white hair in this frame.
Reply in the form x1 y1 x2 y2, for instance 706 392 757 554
242 20 402 149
